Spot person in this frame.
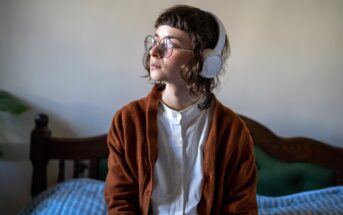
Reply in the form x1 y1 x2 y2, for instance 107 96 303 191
104 5 257 215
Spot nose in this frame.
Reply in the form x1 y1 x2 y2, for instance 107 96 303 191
149 44 162 58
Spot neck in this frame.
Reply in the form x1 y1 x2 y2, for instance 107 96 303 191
161 84 198 111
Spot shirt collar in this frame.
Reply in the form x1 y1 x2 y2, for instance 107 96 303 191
158 99 203 125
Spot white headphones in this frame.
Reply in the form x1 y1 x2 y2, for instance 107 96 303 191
199 12 227 79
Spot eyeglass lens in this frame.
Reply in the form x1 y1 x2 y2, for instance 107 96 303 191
144 35 173 58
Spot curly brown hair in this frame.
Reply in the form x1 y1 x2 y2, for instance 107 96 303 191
143 5 230 109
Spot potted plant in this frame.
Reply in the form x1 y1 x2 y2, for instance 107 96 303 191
0 90 29 156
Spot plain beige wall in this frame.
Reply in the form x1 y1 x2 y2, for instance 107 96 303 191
0 0 342 214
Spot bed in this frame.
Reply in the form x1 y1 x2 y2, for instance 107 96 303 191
20 113 343 214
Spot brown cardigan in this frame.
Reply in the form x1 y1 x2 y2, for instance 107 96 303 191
104 86 257 215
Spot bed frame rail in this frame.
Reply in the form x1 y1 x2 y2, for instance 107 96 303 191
30 113 343 197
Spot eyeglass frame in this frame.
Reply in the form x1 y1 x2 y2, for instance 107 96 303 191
144 35 193 58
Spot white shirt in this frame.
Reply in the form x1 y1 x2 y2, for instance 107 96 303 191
151 100 212 215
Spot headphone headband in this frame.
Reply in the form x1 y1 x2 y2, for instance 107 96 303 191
210 13 226 57
199 11 227 79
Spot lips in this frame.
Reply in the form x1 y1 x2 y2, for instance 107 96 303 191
150 63 161 70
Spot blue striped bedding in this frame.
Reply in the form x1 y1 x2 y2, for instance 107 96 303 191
19 178 343 215
257 187 343 214
19 179 106 215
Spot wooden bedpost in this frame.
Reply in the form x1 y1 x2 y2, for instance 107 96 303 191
30 113 51 197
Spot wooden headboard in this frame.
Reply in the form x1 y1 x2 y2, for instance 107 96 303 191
30 113 343 197
240 115 343 184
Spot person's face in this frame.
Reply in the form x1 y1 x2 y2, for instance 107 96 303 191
149 25 193 85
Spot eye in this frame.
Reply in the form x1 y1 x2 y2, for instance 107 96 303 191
162 38 173 49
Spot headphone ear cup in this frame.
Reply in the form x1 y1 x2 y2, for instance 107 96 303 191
200 49 223 79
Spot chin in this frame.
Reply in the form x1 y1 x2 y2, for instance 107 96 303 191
150 70 164 82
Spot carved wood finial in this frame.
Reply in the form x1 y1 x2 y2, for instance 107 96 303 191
35 113 49 128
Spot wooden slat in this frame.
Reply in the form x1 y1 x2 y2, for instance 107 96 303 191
58 160 65 182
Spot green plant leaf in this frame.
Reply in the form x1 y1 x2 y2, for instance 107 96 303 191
0 90 29 114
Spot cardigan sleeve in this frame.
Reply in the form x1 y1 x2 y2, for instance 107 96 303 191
104 113 140 215
222 124 258 214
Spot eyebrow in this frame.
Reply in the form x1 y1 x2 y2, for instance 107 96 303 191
153 33 182 42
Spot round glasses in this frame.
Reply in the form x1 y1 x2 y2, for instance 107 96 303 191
144 35 192 58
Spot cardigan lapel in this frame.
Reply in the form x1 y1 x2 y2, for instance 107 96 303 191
198 96 220 214
145 85 161 169
141 86 161 215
